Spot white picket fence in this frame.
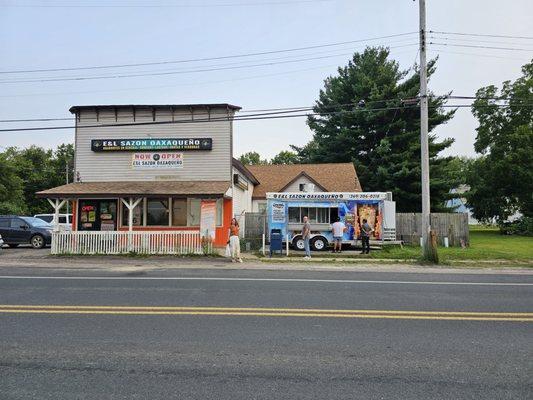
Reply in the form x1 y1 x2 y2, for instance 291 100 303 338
51 230 210 255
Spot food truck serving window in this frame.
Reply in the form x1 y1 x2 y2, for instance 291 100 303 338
288 206 332 224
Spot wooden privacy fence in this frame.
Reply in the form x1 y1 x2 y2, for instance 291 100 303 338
395 213 469 246
51 230 210 255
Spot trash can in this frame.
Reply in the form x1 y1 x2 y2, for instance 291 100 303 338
270 228 282 257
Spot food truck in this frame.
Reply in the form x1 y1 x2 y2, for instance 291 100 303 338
266 192 396 251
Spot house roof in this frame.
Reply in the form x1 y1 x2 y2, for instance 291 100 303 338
245 163 362 199
232 158 260 185
69 103 241 114
36 181 231 198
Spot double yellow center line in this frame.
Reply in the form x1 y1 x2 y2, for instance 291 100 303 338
0 305 532 321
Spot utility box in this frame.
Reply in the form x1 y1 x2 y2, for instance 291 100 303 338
270 228 282 257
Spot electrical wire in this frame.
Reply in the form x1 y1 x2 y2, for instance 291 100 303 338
0 0 333 8
0 32 417 74
1 103 531 133
429 30 533 40
429 42 533 52
1 94 529 124
430 49 530 61
0 44 419 84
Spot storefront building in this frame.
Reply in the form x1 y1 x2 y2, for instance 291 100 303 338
38 104 240 247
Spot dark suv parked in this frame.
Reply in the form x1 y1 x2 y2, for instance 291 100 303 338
0 216 53 249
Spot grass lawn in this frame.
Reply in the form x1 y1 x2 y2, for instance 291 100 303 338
373 226 533 264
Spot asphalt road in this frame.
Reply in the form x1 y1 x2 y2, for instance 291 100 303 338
1 266 532 399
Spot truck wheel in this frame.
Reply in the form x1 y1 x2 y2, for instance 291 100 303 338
311 236 327 251
292 236 305 251
30 234 45 249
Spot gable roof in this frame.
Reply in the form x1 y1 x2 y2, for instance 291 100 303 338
232 158 259 185
245 163 362 199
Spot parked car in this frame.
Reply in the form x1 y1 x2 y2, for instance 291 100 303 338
0 215 53 249
34 213 73 231
0 233 4 251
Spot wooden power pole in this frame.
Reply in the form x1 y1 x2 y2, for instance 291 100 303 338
418 0 437 262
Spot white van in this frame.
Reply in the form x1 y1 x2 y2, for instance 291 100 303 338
34 214 73 231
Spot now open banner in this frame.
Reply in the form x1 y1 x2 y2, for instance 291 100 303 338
131 152 183 169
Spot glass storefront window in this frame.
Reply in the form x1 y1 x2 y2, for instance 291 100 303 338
172 198 187 226
121 201 143 226
147 198 169 226
187 198 201 226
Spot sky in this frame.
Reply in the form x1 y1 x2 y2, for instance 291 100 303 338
1 0 532 159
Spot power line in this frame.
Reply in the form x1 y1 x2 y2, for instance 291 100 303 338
430 42 533 52
429 35 533 46
0 48 420 98
0 44 420 84
430 49 530 61
0 40 416 83
429 30 533 40
1 103 531 133
0 32 417 74
1 95 529 124
0 0 333 8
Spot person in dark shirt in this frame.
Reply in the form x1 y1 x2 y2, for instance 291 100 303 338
360 218 373 254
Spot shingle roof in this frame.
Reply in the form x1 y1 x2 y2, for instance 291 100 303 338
245 163 362 199
36 181 231 198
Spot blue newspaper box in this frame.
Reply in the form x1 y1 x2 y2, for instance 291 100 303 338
270 228 283 257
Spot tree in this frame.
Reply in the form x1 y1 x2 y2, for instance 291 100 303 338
270 150 298 165
466 60 533 222
239 151 267 165
1 144 75 216
0 150 26 215
292 47 458 212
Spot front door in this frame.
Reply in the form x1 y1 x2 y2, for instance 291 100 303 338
78 200 117 231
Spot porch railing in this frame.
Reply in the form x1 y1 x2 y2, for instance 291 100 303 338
51 230 210 255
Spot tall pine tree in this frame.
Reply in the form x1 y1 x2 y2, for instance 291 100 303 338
292 47 457 212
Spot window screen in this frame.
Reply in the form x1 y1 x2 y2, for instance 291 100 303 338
317 208 329 223
172 198 187 226
288 207 300 223
146 198 169 226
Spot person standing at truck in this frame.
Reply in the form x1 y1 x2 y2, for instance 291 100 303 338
360 218 373 254
302 215 311 259
331 217 346 253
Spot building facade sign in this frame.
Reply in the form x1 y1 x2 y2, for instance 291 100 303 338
91 138 212 152
266 192 388 201
131 152 183 169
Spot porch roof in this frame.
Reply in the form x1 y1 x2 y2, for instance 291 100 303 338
36 181 231 198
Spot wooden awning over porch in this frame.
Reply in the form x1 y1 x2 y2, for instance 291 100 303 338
36 181 231 198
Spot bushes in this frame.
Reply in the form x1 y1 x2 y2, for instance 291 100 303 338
499 217 533 236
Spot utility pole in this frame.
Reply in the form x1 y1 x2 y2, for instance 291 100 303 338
418 0 437 262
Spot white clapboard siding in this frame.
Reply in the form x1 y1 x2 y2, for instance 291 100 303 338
51 231 210 255
74 107 233 182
